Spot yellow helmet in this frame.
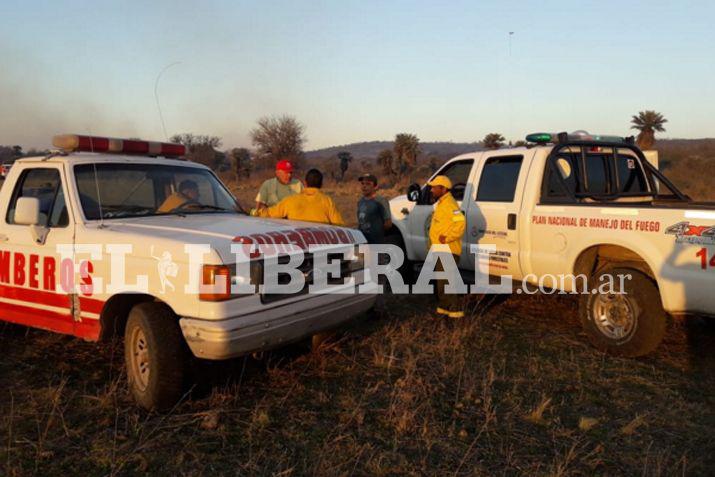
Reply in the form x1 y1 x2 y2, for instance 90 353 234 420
427 175 452 189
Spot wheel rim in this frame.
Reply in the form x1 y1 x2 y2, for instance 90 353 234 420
129 326 150 391
591 292 637 341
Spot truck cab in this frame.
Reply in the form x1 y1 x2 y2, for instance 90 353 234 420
390 147 531 277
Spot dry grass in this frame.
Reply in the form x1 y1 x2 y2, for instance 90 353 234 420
1 293 714 476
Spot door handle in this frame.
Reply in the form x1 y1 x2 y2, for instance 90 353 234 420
507 213 517 230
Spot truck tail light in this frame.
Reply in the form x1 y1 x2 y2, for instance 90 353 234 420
200 265 231 301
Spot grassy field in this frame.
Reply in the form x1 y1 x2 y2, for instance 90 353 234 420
1 172 714 476
2 293 714 476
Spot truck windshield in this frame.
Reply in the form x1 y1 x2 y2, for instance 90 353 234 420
74 163 240 220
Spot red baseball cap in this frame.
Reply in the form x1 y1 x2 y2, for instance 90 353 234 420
276 160 294 172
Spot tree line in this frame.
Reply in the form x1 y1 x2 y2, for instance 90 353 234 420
0 145 51 163
0 110 668 181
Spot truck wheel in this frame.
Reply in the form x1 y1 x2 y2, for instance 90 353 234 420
579 267 667 357
124 302 187 410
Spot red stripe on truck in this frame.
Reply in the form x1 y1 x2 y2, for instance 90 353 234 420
0 283 71 309
0 283 105 315
79 296 105 315
0 301 74 335
0 301 101 341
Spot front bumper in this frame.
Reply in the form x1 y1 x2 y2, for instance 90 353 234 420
179 285 378 360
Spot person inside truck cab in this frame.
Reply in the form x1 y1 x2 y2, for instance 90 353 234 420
157 179 200 213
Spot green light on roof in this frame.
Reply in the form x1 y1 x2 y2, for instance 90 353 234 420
526 133 553 143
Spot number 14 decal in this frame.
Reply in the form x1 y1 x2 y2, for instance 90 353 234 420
696 248 715 270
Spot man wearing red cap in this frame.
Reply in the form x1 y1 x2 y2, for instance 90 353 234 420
255 159 303 211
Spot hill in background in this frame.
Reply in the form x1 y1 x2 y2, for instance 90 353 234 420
306 141 484 162
307 138 715 162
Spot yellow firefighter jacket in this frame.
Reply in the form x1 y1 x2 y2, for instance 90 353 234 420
258 187 345 225
157 192 192 213
428 192 466 255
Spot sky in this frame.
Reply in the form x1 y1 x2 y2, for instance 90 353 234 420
1 0 713 151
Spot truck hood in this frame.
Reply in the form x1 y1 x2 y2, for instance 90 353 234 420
92 214 364 263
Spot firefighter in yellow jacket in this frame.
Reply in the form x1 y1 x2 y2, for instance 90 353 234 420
254 168 344 225
253 168 344 350
427 175 466 318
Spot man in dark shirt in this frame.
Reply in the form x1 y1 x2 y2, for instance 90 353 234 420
357 173 392 243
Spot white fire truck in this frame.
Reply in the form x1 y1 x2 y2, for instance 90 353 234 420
389 131 715 357
0 135 377 410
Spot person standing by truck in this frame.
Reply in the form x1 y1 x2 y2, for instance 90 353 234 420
427 175 466 318
254 167 345 349
357 173 392 244
255 168 344 225
255 159 303 210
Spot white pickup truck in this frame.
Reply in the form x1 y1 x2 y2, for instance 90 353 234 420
389 132 715 357
0 135 376 410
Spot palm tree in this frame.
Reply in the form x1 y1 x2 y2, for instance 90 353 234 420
377 148 395 179
337 151 353 181
482 133 505 150
630 110 667 150
393 133 420 176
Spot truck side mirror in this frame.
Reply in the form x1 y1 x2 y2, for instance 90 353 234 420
14 197 41 225
407 183 420 202
14 197 50 245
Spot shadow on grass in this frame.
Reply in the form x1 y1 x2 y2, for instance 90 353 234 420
685 316 715 380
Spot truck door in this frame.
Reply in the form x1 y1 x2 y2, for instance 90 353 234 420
0 165 76 336
406 158 476 261
465 150 532 279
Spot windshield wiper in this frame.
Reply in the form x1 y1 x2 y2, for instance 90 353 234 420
101 205 154 218
191 204 233 211
170 204 238 215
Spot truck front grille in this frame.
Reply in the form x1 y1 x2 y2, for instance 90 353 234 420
260 252 359 304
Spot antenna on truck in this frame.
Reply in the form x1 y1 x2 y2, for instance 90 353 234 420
154 62 181 141
87 132 106 228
